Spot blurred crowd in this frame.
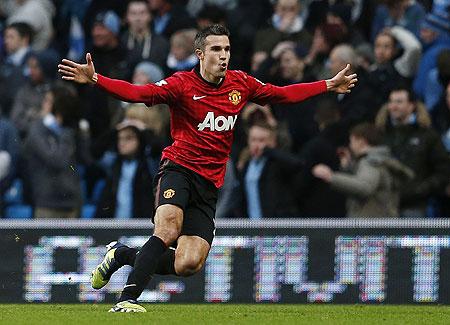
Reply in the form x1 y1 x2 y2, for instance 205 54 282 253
0 0 449 219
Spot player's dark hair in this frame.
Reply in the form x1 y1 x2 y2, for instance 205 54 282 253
390 84 416 103
350 123 381 146
194 24 230 51
6 22 34 43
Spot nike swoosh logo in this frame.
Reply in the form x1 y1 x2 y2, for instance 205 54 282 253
193 95 207 100
124 284 137 288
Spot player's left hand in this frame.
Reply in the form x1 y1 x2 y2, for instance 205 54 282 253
326 64 358 94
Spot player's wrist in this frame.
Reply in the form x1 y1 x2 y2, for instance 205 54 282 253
91 72 98 84
325 79 333 91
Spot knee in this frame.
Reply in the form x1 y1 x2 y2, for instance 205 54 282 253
175 254 204 277
154 205 183 245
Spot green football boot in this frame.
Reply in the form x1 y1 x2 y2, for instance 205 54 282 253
108 300 147 313
91 241 124 289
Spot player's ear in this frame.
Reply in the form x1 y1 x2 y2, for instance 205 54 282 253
195 49 204 60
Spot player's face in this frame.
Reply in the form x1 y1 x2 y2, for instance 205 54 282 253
199 35 230 83
374 34 395 64
117 128 140 157
387 90 414 123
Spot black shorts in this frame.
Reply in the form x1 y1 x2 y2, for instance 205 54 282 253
153 159 218 245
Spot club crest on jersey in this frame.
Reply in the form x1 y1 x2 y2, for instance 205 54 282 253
197 112 237 131
228 90 241 105
163 189 175 199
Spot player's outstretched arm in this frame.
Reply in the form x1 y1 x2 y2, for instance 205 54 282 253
58 53 162 104
58 53 96 84
325 64 358 94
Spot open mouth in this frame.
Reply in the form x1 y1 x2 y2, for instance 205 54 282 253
220 63 227 70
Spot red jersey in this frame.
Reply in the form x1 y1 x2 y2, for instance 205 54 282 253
97 68 327 187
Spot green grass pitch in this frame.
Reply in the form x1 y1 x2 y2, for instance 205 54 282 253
1 304 450 324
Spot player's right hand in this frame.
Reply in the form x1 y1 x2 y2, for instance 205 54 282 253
58 53 96 84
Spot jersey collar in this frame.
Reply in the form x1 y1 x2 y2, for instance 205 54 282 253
193 65 225 88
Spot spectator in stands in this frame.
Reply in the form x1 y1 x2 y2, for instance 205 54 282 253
215 159 240 218
375 86 450 217
128 61 170 152
238 120 300 218
252 0 312 69
23 85 87 219
413 4 450 102
81 0 129 48
166 28 198 74
0 22 33 115
186 0 238 17
94 119 154 219
432 81 450 216
121 0 169 73
368 27 422 107
226 0 273 70
195 4 227 30
0 113 19 214
6 0 55 50
254 41 320 152
371 0 426 41
304 22 348 79
83 10 128 140
313 123 413 218
327 3 368 47
328 44 377 124
132 60 165 85
423 48 450 113
121 60 166 110
433 81 450 151
148 0 196 39
125 102 170 151
294 98 346 217
10 49 58 138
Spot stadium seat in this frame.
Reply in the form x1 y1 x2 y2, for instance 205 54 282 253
4 204 32 219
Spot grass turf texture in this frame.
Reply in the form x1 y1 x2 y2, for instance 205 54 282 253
1 304 450 324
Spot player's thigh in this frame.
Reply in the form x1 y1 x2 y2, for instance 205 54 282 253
175 235 211 276
153 160 191 243
153 204 184 243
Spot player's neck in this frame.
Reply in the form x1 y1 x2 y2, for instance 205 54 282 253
200 66 222 85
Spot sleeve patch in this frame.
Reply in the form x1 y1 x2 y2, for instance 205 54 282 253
155 80 168 86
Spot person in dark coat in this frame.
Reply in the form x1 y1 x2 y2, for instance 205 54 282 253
121 0 169 75
375 86 450 217
95 119 155 218
238 120 300 218
293 98 347 217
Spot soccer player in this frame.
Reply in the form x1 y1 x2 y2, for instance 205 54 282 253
58 24 357 312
